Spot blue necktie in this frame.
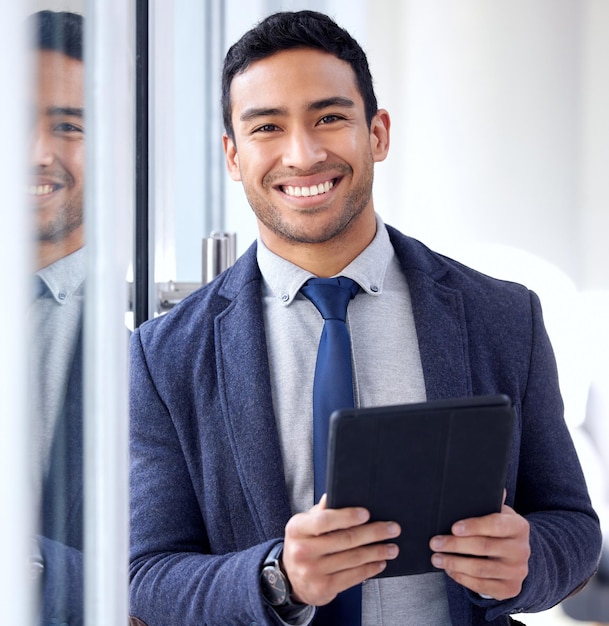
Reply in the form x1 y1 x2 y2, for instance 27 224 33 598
301 276 362 626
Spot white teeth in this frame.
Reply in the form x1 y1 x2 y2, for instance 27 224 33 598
28 184 55 196
283 180 333 197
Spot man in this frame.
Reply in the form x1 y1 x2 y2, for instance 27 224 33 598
29 10 85 625
129 10 601 625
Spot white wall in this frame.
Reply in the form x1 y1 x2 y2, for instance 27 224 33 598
367 0 608 290
579 0 609 290
32 0 84 12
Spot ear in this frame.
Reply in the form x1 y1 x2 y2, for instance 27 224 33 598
222 133 242 181
369 109 390 163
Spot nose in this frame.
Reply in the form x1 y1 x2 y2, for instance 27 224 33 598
281 127 327 170
31 126 54 167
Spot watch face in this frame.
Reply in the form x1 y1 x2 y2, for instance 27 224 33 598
261 564 289 606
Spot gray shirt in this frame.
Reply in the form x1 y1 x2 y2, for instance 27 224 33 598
258 216 451 625
30 248 85 486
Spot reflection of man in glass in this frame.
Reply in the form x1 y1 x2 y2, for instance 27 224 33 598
28 10 85 625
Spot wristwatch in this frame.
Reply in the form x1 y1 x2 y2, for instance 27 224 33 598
260 543 294 607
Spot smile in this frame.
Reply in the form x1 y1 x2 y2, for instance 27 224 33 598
282 179 334 198
29 184 59 196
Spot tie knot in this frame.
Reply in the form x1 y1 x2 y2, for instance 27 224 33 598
301 276 359 322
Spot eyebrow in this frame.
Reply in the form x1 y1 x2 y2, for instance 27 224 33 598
309 96 355 111
239 96 356 122
239 106 285 122
45 106 84 118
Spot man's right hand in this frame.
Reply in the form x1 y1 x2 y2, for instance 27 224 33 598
281 495 401 606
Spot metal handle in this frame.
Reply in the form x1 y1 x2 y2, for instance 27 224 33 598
202 232 237 284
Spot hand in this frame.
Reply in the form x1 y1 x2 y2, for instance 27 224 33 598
429 497 530 601
281 494 401 606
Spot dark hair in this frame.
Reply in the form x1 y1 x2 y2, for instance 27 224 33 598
30 10 84 61
222 10 378 141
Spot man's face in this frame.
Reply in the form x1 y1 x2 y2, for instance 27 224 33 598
223 48 389 252
30 50 84 256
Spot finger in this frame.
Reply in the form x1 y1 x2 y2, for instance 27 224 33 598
289 541 398 606
323 538 400 574
293 557 390 607
322 558 390 598
430 533 529 560
430 534 502 558
448 505 524 539
286 505 371 539
286 520 401 576
306 493 328 517
315 521 400 569
439 569 521 602
431 554 527 601
320 520 401 555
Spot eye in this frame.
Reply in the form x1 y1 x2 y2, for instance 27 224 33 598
253 123 279 133
54 122 84 134
318 114 345 125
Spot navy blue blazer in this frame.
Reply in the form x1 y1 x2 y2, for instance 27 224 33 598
40 325 84 625
129 226 601 626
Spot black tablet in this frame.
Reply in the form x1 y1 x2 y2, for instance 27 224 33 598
326 394 514 577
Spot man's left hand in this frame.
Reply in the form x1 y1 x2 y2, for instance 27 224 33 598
429 501 530 601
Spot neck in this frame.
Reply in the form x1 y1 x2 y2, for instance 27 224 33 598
37 228 84 270
259 210 377 278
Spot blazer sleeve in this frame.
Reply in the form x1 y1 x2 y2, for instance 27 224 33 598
128 328 294 626
39 536 84 626
472 291 602 620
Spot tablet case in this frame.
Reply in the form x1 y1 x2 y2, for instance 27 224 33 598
326 394 514 577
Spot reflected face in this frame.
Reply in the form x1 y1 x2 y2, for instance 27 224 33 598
30 50 85 253
223 48 389 250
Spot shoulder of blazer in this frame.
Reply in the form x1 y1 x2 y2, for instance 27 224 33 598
135 242 261 337
386 224 532 303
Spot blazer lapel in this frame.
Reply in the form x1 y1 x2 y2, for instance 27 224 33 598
43 323 84 550
389 227 472 401
215 264 292 540
409 273 472 401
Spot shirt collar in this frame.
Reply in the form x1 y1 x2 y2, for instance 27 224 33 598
36 247 85 304
257 214 394 306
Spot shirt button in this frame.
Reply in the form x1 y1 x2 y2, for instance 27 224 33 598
281 293 289 302
370 285 379 293
58 291 67 301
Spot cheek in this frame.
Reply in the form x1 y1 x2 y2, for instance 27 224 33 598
328 132 365 164
66 145 85 183
236 145 274 181
53 139 84 175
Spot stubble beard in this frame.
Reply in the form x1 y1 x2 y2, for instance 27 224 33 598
37 197 84 243
248 159 374 245
34 166 84 243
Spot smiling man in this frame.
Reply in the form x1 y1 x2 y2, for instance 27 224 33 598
223 47 385 279
32 16 84 271
28 10 86 626
129 10 601 626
